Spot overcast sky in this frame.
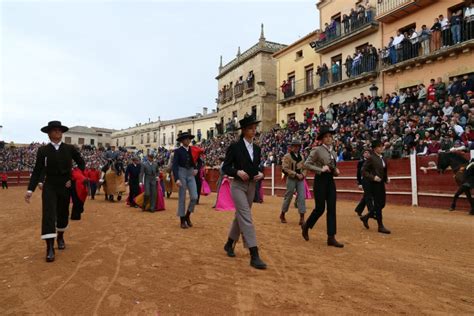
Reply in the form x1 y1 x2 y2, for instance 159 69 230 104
0 0 319 143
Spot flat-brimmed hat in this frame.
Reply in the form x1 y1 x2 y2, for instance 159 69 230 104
289 138 302 146
177 131 195 142
238 114 261 129
371 139 383 149
316 126 336 140
41 121 69 133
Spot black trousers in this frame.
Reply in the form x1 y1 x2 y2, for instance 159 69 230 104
41 183 70 239
365 181 386 221
2 181 7 189
195 174 202 204
70 181 84 220
355 194 366 213
306 173 337 236
129 180 140 206
90 182 97 199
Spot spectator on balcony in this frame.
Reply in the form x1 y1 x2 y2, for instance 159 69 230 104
381 47 390 66
392 31 405 63
435 77 446 101
357 4 366 26
364 0 373 22
342 14 350 34
331 61 340 83
439 14 450 48
465 3 474 40
280 80 290 98
408 29 420 59
246 71 254 86
419 25 431 56
350 8 358 31
321 63 329 86
344 55 353 78
368 44 378 71
450 10 462 45
430 17 442 51
351 51 362 76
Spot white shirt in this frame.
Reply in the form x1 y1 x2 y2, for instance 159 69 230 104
440 18 449 29
243 138 254 161
50 141 62 151
392 34 405 46
377 153 386 168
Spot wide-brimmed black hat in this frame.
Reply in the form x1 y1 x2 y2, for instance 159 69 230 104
316 126 336 140
177 131 195 142
289 138 302 146
41 121 69 133
371 139 383 149
238 114 261 130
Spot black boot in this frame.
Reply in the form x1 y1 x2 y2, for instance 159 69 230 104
327 236 344 248
224 238 236 257
377 219 391 234
117 195 122 201
142 196 149 212
249 247 267 269
57 232 66 250
360 214 370 229
180 217 188 229
185 211 193 227
299 213 305 226
45 238 55 262
279 212 287 223
301 222 309 241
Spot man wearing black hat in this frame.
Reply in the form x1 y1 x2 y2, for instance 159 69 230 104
24 121 85 262
301 126 344 248
172 132 198 228
222 114 267 269
280 138 306 225
354 148 371 216
360 139 391 234
125 156 141 208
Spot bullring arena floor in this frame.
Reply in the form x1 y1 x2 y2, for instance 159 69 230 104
0 187 473 315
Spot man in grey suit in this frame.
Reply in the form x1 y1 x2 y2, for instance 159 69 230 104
139 154 159 212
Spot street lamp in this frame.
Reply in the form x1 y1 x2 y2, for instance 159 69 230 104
369 83 379 99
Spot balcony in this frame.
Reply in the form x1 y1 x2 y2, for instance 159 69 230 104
376 0 434 23
312 10 378 54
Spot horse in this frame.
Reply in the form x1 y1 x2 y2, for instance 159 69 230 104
437 152 474 214
101 159 126 202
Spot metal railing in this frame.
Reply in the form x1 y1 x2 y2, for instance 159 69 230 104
311 9 376 50
217 79 255 104
376 0 412 17
381 20 474 69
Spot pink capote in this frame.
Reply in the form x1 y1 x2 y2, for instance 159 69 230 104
304 179 312 199
215 178 235 211
200 168 211 196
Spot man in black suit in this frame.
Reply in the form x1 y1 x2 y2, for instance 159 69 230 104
125 156 141 208
222 114 267 270
360 140 391 234
354 148 370 216
25 121 85 262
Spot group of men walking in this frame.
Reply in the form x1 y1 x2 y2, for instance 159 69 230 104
24 117 391 270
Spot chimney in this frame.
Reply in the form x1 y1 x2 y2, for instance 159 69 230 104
203 107 208 115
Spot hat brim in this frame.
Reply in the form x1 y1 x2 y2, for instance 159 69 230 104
41 125 69 133
238 120 261 129
177 135 195 142
289 142 302 146
316 130 336 140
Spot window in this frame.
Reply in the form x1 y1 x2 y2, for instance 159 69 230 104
197 129 202 141
288 72 296 96
131 136 134 145
296 50 303 59
251 105 257 117
78 138 84 145
65 137 72 144
398 23 416 36
147 133 150 143
287 113 296 121
305 65 314 91
97 133 103 137
141 134 143 144
153 132 157 142
232 111 238 118
90 139 95 145
163 133 166 145
171 132 174 144
98 142 103 147
331 54 342 82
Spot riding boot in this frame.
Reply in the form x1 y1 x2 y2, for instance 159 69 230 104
185 211 193 227
45 239 55 262
299 213 305 226
301 222 309 241
142 195 149 212
360 214 370 229
249 247 267 269
224 238 236 257
279 212 287 223
180 217 188 229
57 232 66 250
377 218 391 234
327 235 344 248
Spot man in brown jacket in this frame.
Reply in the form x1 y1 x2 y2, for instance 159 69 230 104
360 139 391 234
280 138 306 225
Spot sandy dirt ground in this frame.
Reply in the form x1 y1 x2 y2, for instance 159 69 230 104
0 187 473 315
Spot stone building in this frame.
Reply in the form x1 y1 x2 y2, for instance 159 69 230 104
216 24 286 132
63 126 116 148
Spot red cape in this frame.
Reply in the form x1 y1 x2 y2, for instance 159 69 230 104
72 168 88 203
190 146 204 164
